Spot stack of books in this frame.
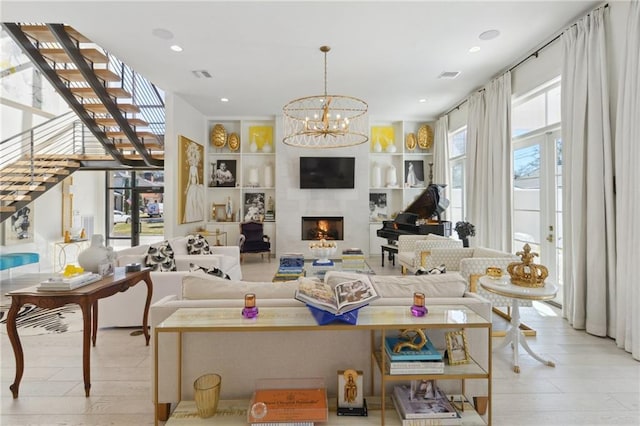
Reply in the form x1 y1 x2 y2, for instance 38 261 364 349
341 248 365 271
384 336 444 374
37 272 102 291
274 253 305 281
391 383 462 425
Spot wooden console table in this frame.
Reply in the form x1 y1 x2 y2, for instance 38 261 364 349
5 267 153 398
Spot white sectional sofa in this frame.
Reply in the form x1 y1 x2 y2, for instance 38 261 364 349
150 271 492 420
97 236 241 328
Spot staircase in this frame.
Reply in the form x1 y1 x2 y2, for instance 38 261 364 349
0 23 165 223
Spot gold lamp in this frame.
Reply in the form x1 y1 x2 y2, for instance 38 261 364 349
283 46 368 148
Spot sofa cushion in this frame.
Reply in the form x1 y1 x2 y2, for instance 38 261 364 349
189 263 230 279
145 240 177 272
186 234 211 255
370 273 466 298
182 273 299 300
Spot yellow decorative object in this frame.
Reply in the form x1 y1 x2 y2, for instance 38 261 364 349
507 243 548 288
417 124 433 149
248 126 273 151
486 266 503 279
371 126 395 151
228 132 240 151
405 132 417 150
63 264 84 277
392 328 428 352
211 124 227 148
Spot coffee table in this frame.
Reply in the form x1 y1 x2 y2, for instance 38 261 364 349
272 258 374 282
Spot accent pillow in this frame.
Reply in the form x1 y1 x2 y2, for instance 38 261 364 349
415 264 446 275
189 263 230 280
144 240 177 272
186 233 211 255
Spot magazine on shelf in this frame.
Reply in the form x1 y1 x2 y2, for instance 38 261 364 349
392 383 459 419
294 271 379 315
391 395 462 425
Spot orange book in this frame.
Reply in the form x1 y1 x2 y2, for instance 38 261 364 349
248 388 328 423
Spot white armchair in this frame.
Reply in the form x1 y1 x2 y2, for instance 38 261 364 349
423 247 535 335
397 234 462 274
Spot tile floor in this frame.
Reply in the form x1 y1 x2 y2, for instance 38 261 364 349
1 257 638 425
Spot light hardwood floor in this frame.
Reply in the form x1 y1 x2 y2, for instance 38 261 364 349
1 257 638 425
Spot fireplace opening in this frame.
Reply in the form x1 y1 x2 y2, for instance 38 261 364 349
302 216 344 240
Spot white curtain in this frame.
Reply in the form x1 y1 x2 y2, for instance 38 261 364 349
614 0 640 360
561 6 616 337
465 72 512 251
433 115 451 218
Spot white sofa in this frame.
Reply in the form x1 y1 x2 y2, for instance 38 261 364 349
97 236 242 328
150 272 492 420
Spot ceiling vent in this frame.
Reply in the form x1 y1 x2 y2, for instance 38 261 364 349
438 71 461 79
192 70 212 79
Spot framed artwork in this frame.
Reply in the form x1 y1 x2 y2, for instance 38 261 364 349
404 160 425 188
213 204 227 222
370 126 395 151
337 369 364 410
244 192 265 222
445 330 470 365
211 159 237 187
178 135 205 224
4 205 35 245
369 192 388 221
248 126 274 152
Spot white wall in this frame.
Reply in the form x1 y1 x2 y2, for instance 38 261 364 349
164 92 207 239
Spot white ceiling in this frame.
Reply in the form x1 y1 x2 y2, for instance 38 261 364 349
2 1 602 121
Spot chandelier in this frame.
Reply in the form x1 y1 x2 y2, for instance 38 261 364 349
283 46 368 148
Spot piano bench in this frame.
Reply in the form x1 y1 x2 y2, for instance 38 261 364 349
381 243 398 267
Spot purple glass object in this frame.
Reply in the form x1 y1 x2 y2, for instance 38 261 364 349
242 293 259 319
411 292 428 317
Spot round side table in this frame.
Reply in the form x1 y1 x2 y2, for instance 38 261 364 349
479 275 558 373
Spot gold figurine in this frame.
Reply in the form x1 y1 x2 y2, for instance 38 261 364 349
392 329 428 353
343 369 358 403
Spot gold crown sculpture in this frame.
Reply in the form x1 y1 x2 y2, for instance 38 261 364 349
507 244 548 288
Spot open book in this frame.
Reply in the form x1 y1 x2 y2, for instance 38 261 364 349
295 271 379 315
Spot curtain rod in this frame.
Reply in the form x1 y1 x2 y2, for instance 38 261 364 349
443 2 609 116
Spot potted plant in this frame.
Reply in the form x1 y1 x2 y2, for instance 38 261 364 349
454 221 476 247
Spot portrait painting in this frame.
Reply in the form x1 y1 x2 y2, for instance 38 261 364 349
244 192 265 222
404 160 425 187
337 369 364 409
4 204 35 245
369 192 388 221
178 135 205 224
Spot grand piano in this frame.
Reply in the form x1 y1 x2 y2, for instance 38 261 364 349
377 184 452 244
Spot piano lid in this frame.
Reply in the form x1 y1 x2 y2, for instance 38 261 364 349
404 183 450 221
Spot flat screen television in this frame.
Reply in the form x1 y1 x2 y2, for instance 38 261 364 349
299 157 355 189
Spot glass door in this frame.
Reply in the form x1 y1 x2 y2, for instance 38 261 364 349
512 129 563 305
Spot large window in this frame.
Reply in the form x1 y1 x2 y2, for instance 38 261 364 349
448 127 467 224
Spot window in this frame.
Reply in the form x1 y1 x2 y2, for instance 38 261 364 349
448 127 467 224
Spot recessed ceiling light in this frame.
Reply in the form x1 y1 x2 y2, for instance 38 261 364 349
151 28 174 40
170 45 183 52
220 98 229 103
438 71 461 79
418 99 427 103
479 29 500 40
469 46 481 53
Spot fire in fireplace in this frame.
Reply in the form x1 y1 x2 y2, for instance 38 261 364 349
301 216 344 240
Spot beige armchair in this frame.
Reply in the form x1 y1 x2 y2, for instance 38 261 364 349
423 247 536 336
397 234 462 274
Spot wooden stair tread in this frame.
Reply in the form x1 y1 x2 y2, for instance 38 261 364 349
57 68 120 82
0 175 60 183
106 131 159 140
40 48 108 64
0 184 46 192
0 206 17 213
95 118 149 127
114 143 164 150
0 194 32 202
0 167 71 175
84 103 140 114
21 25 91 43
70 86 132 99
33 154 113 161
123 154 164 160
13 160 80 167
